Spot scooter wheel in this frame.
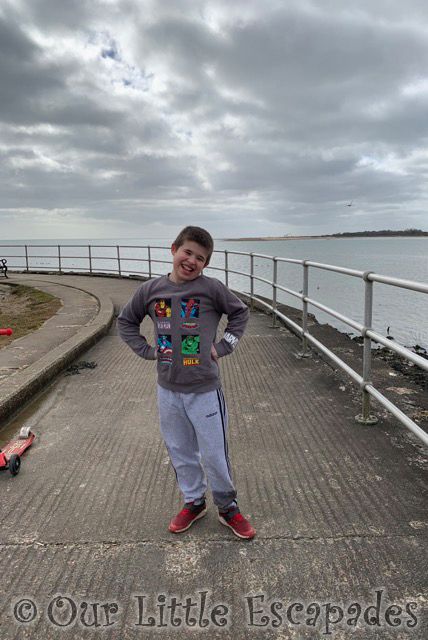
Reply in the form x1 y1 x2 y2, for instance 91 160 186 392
9 454 21 476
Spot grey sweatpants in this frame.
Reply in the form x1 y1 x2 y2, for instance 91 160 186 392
157 385 237 510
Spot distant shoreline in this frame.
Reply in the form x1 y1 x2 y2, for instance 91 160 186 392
222 231 428 241
222 235 331 241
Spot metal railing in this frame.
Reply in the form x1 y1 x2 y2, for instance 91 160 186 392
1 243 428 447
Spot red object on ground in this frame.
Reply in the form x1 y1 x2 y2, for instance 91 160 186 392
0 328 13 335
0 429 35 476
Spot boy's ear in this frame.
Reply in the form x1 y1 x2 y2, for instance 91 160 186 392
171 243 176 255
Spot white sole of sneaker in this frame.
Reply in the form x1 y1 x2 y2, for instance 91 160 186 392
218 515 255 539
169 507 207 533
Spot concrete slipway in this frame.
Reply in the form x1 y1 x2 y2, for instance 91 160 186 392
0 273 427 640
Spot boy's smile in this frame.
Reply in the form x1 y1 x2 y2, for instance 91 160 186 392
169 240 210 283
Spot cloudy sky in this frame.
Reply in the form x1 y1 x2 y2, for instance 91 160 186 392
2 0 428 240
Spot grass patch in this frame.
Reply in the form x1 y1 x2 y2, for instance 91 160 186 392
0 283 62 347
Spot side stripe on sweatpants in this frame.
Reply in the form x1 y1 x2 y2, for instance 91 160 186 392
217 388 232 477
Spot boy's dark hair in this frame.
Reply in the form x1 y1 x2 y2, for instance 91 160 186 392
173 226 214 264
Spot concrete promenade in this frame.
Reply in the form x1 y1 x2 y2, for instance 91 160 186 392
0 273 427 639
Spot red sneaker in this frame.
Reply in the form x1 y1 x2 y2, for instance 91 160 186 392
218 507 255 539
169 502 207 533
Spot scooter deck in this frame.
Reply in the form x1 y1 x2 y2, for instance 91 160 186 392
1 432 35 463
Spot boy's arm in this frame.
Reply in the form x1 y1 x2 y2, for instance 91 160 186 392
117 286 157 360
213 280 249 358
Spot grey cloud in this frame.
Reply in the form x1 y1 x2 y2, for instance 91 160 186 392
0 15 65 124
1 0 428 239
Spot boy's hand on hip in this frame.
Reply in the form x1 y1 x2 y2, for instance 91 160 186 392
211 344 218 361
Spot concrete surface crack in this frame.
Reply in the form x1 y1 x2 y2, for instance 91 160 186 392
0 531 426 550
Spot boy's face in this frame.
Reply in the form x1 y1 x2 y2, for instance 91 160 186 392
170 240 210 283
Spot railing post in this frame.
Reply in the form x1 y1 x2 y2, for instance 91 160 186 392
270 257 278 328
225 250 229 288
298 260 311 357
88 245 93 275
25 245 29 273
117 245 121 277
58 245 62 274
356 272 378 425
148 246 152 278
250 253 254 310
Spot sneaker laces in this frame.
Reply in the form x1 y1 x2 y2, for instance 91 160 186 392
183 502 205 514
230 512 245 522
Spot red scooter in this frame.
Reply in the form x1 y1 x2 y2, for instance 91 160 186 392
0 328 35 475
0 427 35 476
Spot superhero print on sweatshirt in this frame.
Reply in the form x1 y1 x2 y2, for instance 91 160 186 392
183 357 199 366
181 334 200 355
181 321 198 330
158 334 172 364
154 299 172 318
181 298 200 318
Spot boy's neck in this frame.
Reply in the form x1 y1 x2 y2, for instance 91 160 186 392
168 271 201 284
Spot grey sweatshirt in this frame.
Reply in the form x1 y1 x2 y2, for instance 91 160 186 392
117 274 249 393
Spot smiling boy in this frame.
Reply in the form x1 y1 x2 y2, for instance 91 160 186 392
117 226 255 539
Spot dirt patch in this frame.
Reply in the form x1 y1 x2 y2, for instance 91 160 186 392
0 283 62 347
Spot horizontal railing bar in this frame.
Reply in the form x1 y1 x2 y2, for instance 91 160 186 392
252 275 274 286
275 257 304 265
61 268 100 272
219 250 251 257
250 296 304 335
89 257 147 262
75 258 118 262
25 244 116 249
213 251 271 260
274 308 304 336
204 265 224 272
304 333 364 385
150 258 173 264
275 283 302 299
369 273 428 294
305 297 364 332
215 250 272 260
46 244 100 248
0 253 27 257
110 257 149 263
225 268 251 278
305 261 365 278
115 245 150 249
13 254 57 259
23 255 151 262
56 256 111 261
247 253 274 260
366 385 428 446
78 268 118 273
366 330 428 371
